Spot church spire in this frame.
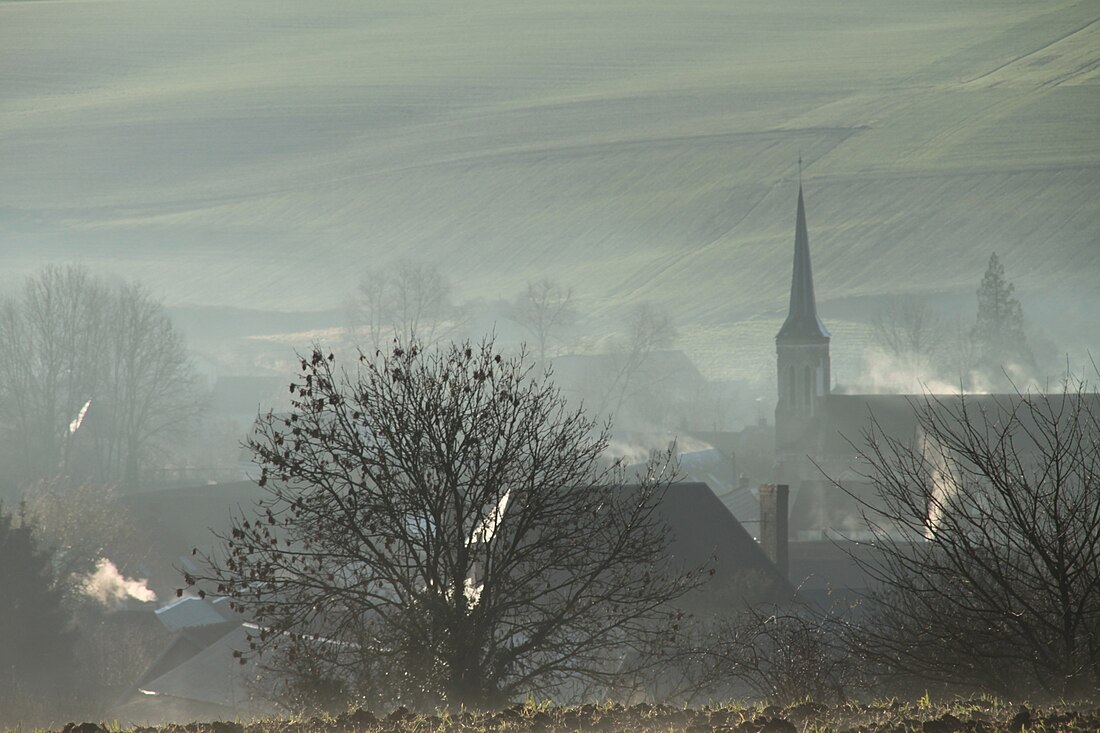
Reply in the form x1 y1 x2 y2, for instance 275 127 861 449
777 185 829 343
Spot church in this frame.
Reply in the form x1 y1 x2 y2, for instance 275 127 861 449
769 183 1099 544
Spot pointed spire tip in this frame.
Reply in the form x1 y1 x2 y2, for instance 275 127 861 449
778 183 829 343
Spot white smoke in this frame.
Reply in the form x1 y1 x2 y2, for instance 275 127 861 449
922 434 959 538
80 558 157 606
468 489 510 546
603 433 708 467
858 347 1048 396
860 347 988 395
861 348 964 394
69 399 91 433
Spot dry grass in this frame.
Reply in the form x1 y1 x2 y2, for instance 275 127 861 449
8 698 1100 733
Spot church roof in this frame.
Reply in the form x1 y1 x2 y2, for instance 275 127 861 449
819 391 1100 455
820 394 923 454
777 185 830 343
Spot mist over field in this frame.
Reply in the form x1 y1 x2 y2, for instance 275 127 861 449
2 0 1100 726
2 0 1097 383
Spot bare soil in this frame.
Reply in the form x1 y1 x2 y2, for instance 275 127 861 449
53 700 1100 733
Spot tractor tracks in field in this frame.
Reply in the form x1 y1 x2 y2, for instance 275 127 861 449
963 17 1100 88
608 128 863 305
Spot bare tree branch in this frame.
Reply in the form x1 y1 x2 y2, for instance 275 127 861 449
347 259 466 353
195 338 697 710
836 376 1100 696
597 303 678 420
508 279 577 363
0 266 203 492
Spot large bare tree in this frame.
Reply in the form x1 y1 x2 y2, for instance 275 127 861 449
870 296 944 371
597 303 678 420
842 376 1100 697
93 281 203 490
0 266 106 485
196 339 694 710
508 278 577 363
0 266 202 492
348 259 465 352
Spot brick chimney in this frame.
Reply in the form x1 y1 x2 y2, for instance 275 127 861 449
759 484 789 578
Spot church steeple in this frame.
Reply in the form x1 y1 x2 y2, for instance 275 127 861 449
777 185 830 343
775 183 830 450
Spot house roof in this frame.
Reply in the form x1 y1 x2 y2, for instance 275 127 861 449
652 482 794 604
155 595 236 632
121 621 241 704
820 394 924 454
112 623 277 724
121 481 268 597
788 539 881 609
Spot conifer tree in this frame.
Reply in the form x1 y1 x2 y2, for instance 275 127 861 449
970 252 1033 379
0 504 75 706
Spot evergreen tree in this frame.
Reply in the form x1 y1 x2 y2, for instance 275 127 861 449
971 252 1033 378
0 503 75 706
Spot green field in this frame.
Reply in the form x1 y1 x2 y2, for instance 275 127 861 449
1 0 1097 379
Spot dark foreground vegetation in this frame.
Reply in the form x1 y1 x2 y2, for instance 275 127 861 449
35 700 1100 733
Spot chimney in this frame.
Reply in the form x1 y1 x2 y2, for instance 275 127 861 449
759 484 789 578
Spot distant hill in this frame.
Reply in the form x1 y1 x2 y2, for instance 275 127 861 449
1 0 1096 380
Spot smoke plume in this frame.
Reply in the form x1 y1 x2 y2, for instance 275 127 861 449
856 347 1042 395
80 558 157 606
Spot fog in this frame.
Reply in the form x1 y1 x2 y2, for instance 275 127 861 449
1 0 1098 726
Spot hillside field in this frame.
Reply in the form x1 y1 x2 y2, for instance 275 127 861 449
1 0 1097 380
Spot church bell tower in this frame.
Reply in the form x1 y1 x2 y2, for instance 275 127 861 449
775 184 830 453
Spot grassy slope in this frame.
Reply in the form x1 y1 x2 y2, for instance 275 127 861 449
0 0 1097 379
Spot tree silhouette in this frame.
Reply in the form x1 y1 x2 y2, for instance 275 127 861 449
196 339 695 710
0 504 75 709
598 303 678 419
348 259 466 352
508 278 577 363
970 253 1033 381
0 265 202 492
841 376 1100 696
871 296 944 373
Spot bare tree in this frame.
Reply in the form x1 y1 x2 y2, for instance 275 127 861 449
93 282 204 490
598 303 678 419
349 259 465 352
0 266 106 487
508 278 577 363
662 601 857 705
943 316 981 390
840 376 1100 697
0 266 202 492
196 339 695 710
870 296 944 372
